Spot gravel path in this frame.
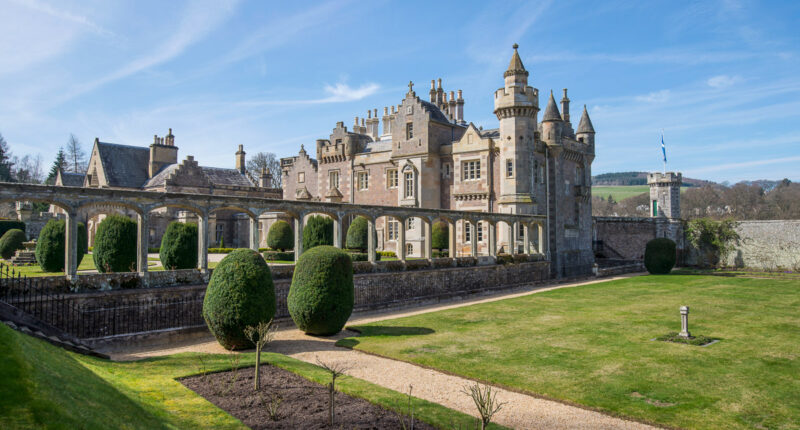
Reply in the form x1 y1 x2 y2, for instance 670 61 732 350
113 274 659 429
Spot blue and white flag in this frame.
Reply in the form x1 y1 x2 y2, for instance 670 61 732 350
661 133 667 163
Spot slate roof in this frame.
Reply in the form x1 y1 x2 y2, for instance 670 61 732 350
577 105 595 134
361 141 392 153
479 128 500 139
542 91 562 122
201 167 254 187
142 164 179 188
96 142 150 188
419 100 451 123
59 171 85 187
505 44 528 77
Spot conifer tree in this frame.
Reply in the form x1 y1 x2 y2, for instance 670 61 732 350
45 148 67 185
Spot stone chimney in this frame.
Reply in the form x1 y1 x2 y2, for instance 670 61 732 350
236 144 246 174
561 88 570 123
429 80 436 102
149 129 178 178
259 166 272 187
456 89 464 124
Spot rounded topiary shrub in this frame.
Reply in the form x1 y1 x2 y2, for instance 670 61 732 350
159 222 198 270
432 221 448 251
302 215 333 250
0 229 26 259
345 216 370 252
93 215 137 273
644 238 677 274
267 220 294 251
263 250 294 262
287 245 353 336
0 220 25 239
203 248 276 350
35 220 87 272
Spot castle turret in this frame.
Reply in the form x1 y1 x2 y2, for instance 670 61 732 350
576 105 595 146
148 129 178 178
540 90 562 144
235 144 246 174
648 172 682 218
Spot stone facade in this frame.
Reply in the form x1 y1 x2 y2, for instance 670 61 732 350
593 216 685 261
281 45 595 276
721 220 800 270
648 172 682 218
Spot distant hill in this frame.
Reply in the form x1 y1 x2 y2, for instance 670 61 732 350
592 171 714 187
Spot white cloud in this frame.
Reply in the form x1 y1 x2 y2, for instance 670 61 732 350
690 156 800 174
707 74 743 88
635 90 671 103
9 0 114 38
319 83 380 103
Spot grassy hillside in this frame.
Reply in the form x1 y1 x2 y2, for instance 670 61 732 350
592 185 650 201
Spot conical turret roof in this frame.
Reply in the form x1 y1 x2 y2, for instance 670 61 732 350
577 105 595 133
504 43 529 78
541 91 562 122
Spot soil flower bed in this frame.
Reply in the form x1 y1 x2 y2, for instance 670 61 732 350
181 364 434 429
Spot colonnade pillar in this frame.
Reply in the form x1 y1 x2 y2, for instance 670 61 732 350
423 219 432 261
367 218 376 263
523 224 531 255
538 222 545 254
448 221 456 258
137 212 149 274
397 218 406 262
64 211 78 281
249 216 259 251
511 221 520 255
469 220 478 257
488 222 496 258
333 214 343 248
294 215 304 262
197 211 209 273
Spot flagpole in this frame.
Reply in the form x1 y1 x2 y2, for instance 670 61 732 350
661 129 666 174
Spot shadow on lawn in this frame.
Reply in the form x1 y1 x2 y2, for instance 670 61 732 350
336 326 434 349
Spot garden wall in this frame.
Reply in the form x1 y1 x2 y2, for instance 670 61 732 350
721 220 800 270
592 217 685 261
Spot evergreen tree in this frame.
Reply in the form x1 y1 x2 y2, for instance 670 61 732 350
45 148 67 185
0 133 13 182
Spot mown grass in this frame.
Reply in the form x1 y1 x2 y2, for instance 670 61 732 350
593 185 689 202
340 275 800 430
0 322 501 429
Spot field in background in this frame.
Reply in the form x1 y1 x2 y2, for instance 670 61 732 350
592 185 649 201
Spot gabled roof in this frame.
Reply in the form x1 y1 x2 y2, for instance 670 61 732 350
479 128 500 139
419 100 451 123
142 164 179 188
541 91 562 122
201 167 254 187
57 171 85 187
95 141 150 188
577 105 595 134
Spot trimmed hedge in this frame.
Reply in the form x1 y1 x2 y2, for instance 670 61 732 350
346 251 381 262
0 229 26 259
35 219 87 272
159 222 198 270
432 221 448 250
345 216 369 251
644 238 677 274
378 250 396 258
93 215 137 273
267 220 293 251
0 220 25 239
263 250 294 262
287 245 353 335
202 248 276 350
302 215 333 250
208 248 235 254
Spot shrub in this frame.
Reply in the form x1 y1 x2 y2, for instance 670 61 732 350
159 222 198 270
208 248 234 253
686 218 740 268
93 215 137 273
0 220 25 239
432 221 448 250
345 216 369 251
378 250 396 258
202 248 276 350
287 245 353 335
302 215 333 250
35 220 87 272
644 238 677 274
262 250 295 261
432 250 449 258
346 251 381 262
267 220 294 251
0 229 26 259
147 247 160 253
495 253 513 265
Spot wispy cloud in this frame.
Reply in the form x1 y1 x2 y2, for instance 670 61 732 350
236 82 381 107
707 74 743 88
635 90 671 103
690 156 800 174
10 0 115 38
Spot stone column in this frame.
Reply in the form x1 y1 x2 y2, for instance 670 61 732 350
523 223 531 255
423 219 432 261
511 221 519 255
679 306 691 338
333 214 343 248
64 211 78 281
397 218 406 262
197 211 209 273
137 212 149 274
488 222 497 258
538 222 545 254
367 217 376 263
294 215 304 262
249 216 259 251
448 220 456 258
469 220 478 257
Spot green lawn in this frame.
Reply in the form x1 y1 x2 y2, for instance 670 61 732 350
339 275 800 429
592 185 650 201
0 322 498 429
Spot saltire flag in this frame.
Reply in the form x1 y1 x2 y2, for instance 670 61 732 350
661 132 667 163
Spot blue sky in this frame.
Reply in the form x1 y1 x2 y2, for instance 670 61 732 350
1 0 798 182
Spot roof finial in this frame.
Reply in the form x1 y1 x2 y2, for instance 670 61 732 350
408 81 414 92
513 43 519 50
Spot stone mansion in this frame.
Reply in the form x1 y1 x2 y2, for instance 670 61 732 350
282 45 596 277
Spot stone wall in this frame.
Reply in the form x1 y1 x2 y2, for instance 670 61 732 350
592 216 684 261
721 220 800 270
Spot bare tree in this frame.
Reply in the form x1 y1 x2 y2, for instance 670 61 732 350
11 154 44 184
462 383 506 430
65 134 87 173
246 151 282 188
315 358 351 427
243 319 277 391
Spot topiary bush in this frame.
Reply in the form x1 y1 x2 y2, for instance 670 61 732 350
432 221 448 251
263 250 294 261
287 245 353 336
345 250 381 262
159 222 198 270
267 220 293 251
302 215 333 250
0 220 25 239
35 219 87 272
93 215 137 273
644 238 677 274
0 229 26 259
345 216 368 251
203 248 276 350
